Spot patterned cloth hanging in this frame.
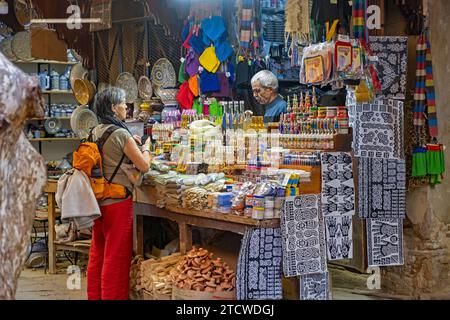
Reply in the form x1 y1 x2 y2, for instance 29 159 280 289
366 219 404 267
353 99 405 160
236 228 283 300
368 36 408 100
280 195 328 277
299 272 331 300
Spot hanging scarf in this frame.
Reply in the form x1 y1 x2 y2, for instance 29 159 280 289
239 0 253 49
425 39 438 138
413 35 427 141
413 34 438 142
352 0 368 44
99 115 133 135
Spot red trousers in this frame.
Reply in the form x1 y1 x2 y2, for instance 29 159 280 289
87 197 133 300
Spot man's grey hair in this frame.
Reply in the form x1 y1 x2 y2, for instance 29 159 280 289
251 70 279 91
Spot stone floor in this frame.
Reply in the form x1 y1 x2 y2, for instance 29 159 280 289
16 231 394 300
16 262 388 300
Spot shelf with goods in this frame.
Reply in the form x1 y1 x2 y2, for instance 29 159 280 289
20 59 79 159
41 89 74 94
29 137 79 142
43 180 92 273
53 240 91 255
28 117 72 121
13 59 78 65
19 62 81 262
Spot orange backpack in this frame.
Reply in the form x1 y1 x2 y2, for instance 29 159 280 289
72 125 128 201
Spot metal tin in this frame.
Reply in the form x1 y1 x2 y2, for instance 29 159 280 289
274 208 281 219
275 197 285 209
264 209 274 219
337 106 348 118
252 195 265 208
326 107 337 118
317 107 327 118
265 197 275 209
338 118 349 134
245 195 253 207
252 207 265 220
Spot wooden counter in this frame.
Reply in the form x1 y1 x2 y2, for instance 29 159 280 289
133 186 280 256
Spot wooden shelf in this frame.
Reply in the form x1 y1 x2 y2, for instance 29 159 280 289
283 148 327 152
36 208 61 216
28 117 72 121
134 186 280 228
54 240 91 254
281 134 353 152
41 90 73 94
279 164 316 171
14 59 77 65
29 137 79 142
165 205 280 228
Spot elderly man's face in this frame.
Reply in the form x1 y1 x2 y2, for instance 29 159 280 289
252 82 275 105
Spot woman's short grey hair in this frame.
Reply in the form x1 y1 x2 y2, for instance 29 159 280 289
93 86 126 118
251 70 279 91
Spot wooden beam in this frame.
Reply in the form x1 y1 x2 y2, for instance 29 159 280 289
178 222 192 255
134 187 280 228
134 215 144 256
47 185 57 274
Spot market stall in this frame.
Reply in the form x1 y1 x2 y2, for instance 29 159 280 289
1 0 445 301
123 0 443 301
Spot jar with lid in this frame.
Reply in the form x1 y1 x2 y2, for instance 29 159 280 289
50 70 60 90
39 126 46 138
138 101 151 123
38 70 50 90
67 106 73 117
59 74 69 91
54 106 61 118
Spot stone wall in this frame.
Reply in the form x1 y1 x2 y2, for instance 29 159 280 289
382 0 450 299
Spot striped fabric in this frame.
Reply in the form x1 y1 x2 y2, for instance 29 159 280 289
240 0 253 49
413 35 438 139
352 0 368 44
425 39 438 138
413 35 427 136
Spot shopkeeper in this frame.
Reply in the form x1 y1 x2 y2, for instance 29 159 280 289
251 70 287 124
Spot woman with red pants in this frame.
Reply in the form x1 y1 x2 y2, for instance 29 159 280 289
87 87 150 300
